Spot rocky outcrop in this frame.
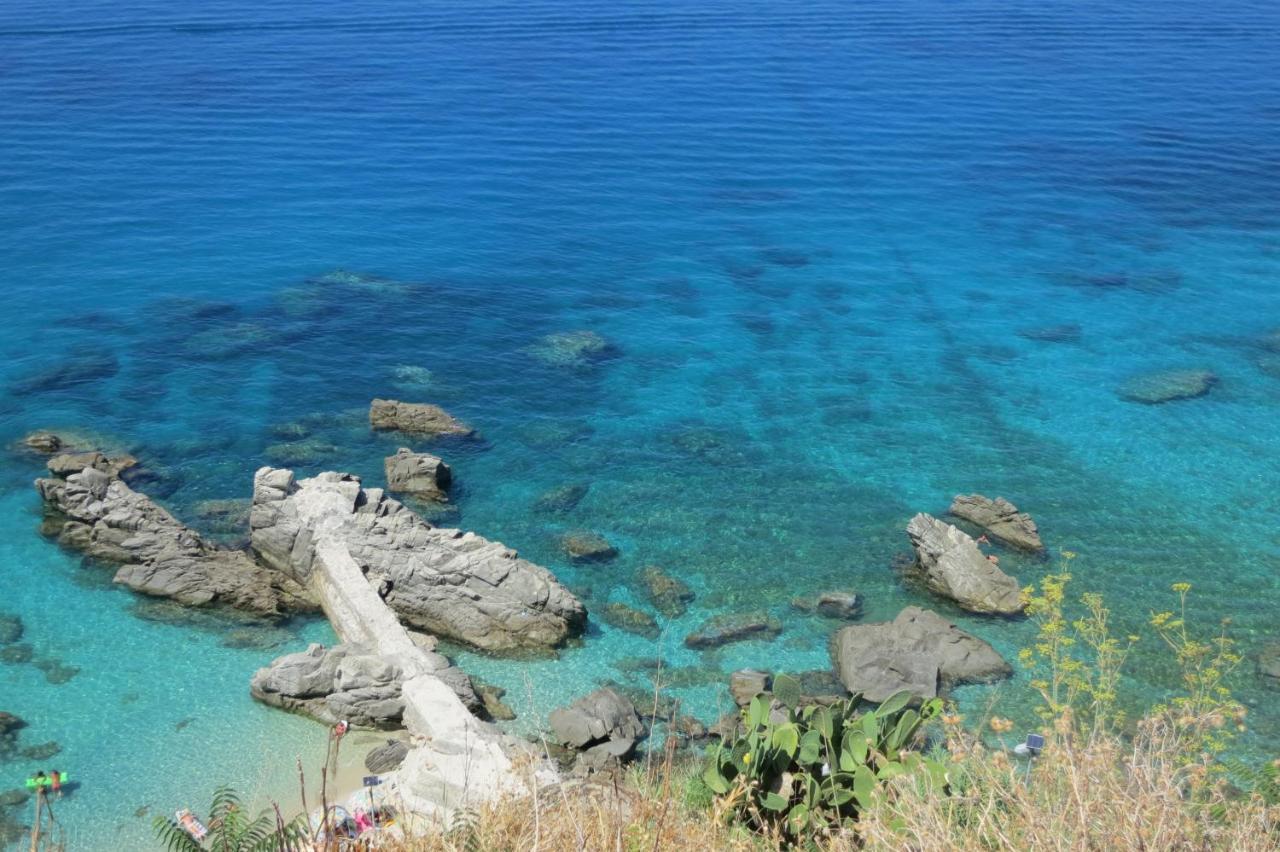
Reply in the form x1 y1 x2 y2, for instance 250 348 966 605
831 607 1011 702
791 592 862 620
46 450 136 478
1118 369 1216 404
250 641 481 728
250 468 585 652
384 448 452 502
949 494 1043 551
639 566 694 617
684 612 782 649
36 467 311 616
905 514 1024 615
369 399 474 438
549 687 644 776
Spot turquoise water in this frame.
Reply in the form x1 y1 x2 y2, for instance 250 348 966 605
2 0 1280 847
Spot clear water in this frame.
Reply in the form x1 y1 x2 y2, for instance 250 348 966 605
2 0 1280 847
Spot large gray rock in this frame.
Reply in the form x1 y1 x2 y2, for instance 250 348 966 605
45 450 136 479
1117 369 1216 404
949 494 1043 552
906 513 1024 615
250 642 481 729
250 469 586 653
548 687 645 749
384 448 452 502
36 468 312 616
364 739 411 773
831 607 1011 702
369 399 474 438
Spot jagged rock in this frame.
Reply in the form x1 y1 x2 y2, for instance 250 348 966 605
729 669 771 706
1259 643 1280 687
384 448 451 502
548 687 645 749
46 451 135 478
21 432 63 454
369 399 474 438
0 614 21 645
533 483 589 514
639 566 694 618
599 603 659 639
684 612 782 650
528 331 616 368
1118 369 1216 404
949 494 1043 552
36 467 312 616
905 513 1024 615
364 739 411 773
831 607 1011 702
475 681 517 721
1015 324 1082 343
572 738 635 776
791 592 862 620
558 530 618 563
250 469 585 652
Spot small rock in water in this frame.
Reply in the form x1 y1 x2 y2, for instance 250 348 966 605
906 513 1025 615
0 645 33 665
655 665 723 689
384 448 452 502
0 713 25 737
1117 369 1216 404
220 627 293 651
267 421 312 440
0 614 22 645
20 432 63 454
638 566 694 618
533 483 590 515
611 656 661 675
598 603 660 639
264 438 340 467
174 717 194 732
369 399 474 438
528 331 616 368
949 494 1044 552
790 592 862 620
20 741 61 761
32 658 80 685
684 612 782 650
559 530 618 564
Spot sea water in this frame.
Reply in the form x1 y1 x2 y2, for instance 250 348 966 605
1 0 1279 848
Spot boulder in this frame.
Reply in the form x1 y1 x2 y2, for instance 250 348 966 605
45 451 134 478
384 448 452 502
831 607 1011 702
1259 643 1280 687
548 687 645 749
949 494 1043 552
599 603 660 639
905 514 1024 614
474 681 517 722
684 612 782 650
36 467 313 616
573 738 636 776
729 669 771 706
1118 369 1216 404
558 530 618 563
250 469 586 653
639 565 694 617
364 739 411 773
369 399 474 438
791 592 862 620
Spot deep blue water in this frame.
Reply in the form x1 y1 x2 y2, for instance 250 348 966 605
2 0 1280 847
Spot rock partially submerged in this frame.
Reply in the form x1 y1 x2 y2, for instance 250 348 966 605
598 603 659 639
684 612 781 649
639 565 694 617
558 530 618 563
20 432 64 454
831 607 1011 702
369 399 474 438
791 592 862 620
251 469 586 653
905 513 1024 615
384 448 452 502
549 687 644 776
1118 369 1216 404
45 450 135 479
250 642 481 729
949 494 1043 552
36 467 311 616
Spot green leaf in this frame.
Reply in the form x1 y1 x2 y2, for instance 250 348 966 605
862 709 880 743
773 673 803 710
811 705 834 741
877 760 906 781
798 729 823 764
852 764 876 808
702 761 731 794
887 709 920 753
787 802 810 834
747 695 768 729
842 728 868 766
876 690 913 718
762 791 789 812
771 722 800 757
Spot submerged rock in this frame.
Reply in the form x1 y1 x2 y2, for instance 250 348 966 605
599 603 660 639
384 448 451 502
389 365 434 387
1015 323 1082 343
33 658 79 685
0 615 21 645
949 494 1043 552
831 607 1011 702
20 742 60 761
639 566 694 618
36 466 313 616
251 469 586 653
790 592 862 620
1259 643 1280 687
558 530 618 564
1117 369 1216 404
532 483 589 515
905 513 1025 615
20 432 64 454
0 645 33 665
369 399 474 438
192 498 252 536
12 352 119 395
263 439 340 468
684 612 782 650
528 331 616 368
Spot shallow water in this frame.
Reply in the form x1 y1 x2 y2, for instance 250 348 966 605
2 0 1280 847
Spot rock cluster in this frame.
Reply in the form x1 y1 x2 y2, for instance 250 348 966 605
949 494 1043 551
549 687 645 775
384 448 452 502
831 607 1011 702
905 513 1024 614
369 399 474 438
36 466 311 616
250 469 586 652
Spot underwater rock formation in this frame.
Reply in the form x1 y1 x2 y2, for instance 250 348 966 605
949 494 1044 552
558 530 618 563
532 482 589 514
369 399 474 438
905 513 1025 615
36 466 312 616
250 468 586 653
831 607 1011 702
684 612 782 649
598 602 660 639
639 565 694 617
527 331 616 368
384 448 451 502
11 351 119 395
790 591 863 620
1015 323 1082 343
1117 369 1216 404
